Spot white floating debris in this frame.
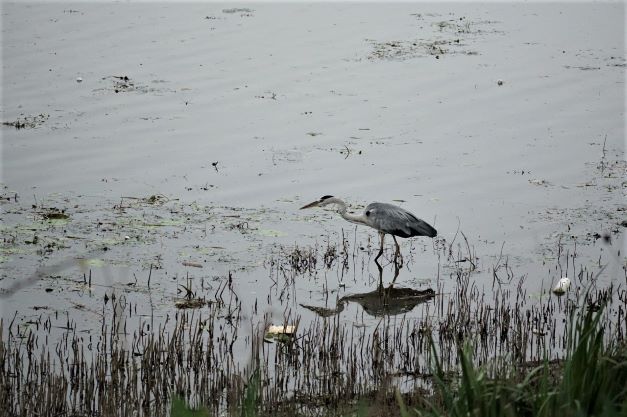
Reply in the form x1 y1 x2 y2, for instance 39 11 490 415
124 235 130 240
552 277 571 296
266 325 296 335
76 77 83 83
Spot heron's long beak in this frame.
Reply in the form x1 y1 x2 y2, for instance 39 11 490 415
300 200 320 209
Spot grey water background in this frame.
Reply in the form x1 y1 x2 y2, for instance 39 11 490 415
1 3 624 344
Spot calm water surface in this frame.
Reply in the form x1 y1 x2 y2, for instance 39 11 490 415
1 3 624 350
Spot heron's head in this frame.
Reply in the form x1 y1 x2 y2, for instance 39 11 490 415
300 195 335 209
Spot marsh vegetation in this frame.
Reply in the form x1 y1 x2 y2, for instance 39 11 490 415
1 225 625 416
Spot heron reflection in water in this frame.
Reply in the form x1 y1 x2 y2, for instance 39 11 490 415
301 261 435 318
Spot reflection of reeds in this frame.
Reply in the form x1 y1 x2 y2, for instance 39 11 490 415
1 236 624 416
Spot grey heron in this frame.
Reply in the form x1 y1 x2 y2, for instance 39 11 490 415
300 195 437 262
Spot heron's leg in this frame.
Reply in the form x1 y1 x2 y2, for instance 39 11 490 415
375 258 384 291
390 260 400 287
392 235 401 256
392 235 403 266
375 232 385 261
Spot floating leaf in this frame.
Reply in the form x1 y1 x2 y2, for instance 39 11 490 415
256 229 287 237
47 218 70 226
141 218 185 227
43 212 69 220
78 258 106 268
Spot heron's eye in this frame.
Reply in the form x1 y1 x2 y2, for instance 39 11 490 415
365 210 371 216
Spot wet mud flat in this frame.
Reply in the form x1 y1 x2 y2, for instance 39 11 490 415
1 1 626 416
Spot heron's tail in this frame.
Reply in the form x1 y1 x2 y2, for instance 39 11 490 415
412 220 437 238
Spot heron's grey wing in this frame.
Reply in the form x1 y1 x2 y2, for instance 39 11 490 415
365 202 437 238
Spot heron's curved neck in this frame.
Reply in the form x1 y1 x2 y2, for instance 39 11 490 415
328 198 367 226
341 210 367 225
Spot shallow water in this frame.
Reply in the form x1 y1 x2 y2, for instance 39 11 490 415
1 1 625 376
